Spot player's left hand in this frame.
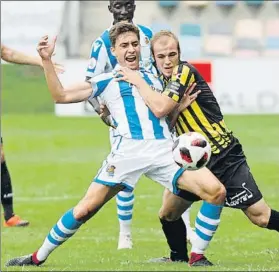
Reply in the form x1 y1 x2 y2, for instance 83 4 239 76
100 104 111 119
114 67 142 86
178 83 201 112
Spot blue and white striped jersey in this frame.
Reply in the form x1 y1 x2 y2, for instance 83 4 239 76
88 65 171 140
86 24 156 79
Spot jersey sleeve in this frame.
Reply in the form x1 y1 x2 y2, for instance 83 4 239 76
85 37 108 80
162 64 195 103
87 73 113 100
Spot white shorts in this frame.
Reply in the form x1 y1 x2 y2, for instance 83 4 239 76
94 137 185 194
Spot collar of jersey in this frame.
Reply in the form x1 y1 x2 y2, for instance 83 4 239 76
113 64 148 78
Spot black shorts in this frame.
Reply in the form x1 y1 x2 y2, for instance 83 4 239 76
178 137 263 209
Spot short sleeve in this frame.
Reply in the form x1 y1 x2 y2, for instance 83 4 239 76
162 64 195 103
88 74 114 99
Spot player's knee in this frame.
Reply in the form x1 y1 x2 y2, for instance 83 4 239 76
207 184 226 205
74 198 103 222
158 207 180 221
250 213 270 228
247 208 270 228
245 200 271 228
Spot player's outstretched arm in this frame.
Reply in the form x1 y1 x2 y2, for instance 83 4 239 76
115 67 176 118
1 44 42 66
37 35 92 104
1 44 64 74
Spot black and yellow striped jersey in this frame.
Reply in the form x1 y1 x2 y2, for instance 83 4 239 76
161 61 234 155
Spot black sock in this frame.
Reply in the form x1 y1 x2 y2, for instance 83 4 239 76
267 209 279 232
159 217 189 262
1 161 14 221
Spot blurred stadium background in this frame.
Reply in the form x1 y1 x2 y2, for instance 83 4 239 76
1 1 279 271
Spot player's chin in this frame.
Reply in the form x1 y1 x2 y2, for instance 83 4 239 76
125 60 139 70
163 69 172 78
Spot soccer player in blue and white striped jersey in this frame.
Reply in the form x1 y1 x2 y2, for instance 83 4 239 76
6 22 225 267
85 0 156 250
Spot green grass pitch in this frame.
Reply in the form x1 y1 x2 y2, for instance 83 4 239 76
1 65 279 271
1 114 279 271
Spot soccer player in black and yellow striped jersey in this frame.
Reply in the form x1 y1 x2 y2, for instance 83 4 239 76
115 29 279 266
150 30 279 265
163 64 233 155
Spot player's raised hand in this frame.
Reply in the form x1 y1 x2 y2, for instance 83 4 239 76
114 67 142 86
178 83 201 112
37 35 57 60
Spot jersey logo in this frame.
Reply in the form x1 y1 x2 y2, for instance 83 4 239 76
93 40 102 52
144 36 150 45
88 57 97 70
173 73 182 81
106 165 116 177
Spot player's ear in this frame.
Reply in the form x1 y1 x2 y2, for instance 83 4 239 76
111 47 116 57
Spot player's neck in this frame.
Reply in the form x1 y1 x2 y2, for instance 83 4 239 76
113 20 133 25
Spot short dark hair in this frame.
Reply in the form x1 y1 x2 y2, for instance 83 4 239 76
109 0 135 5
109 22 140 47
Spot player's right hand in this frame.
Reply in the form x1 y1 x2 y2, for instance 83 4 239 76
37 35 57 60
178 83 201 112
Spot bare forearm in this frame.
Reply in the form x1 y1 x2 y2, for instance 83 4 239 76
42 59 64 102
135 78 176 118
168 105 180 130
1 46 42 66
42 59 92 103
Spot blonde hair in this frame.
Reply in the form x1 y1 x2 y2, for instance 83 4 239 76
109 22 140 47
151 30 181 58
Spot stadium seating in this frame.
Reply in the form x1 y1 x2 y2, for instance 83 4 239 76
265 37 279 49
235 19 263 39
204 35 233 57
208 22 233 35
245 0 264 5
234 19 263 56
151 21 172 34
158 1 179 8
215 1 237 6
180 23 201 37
265 19 279 36
234 38 261 57
185 1 209 7
204 21 233 57
264 19 279 57
179 23 202 59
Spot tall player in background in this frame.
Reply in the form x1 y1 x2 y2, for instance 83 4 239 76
1 45 64 227
86 0 196 250
85 0 155 250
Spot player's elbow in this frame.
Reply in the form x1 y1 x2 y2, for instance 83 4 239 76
52 91 68 103
1 46 14 62
153 104 173 118
152 108 166 118
54 96 68 104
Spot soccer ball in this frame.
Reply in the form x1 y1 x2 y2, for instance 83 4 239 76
172 132 211 170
